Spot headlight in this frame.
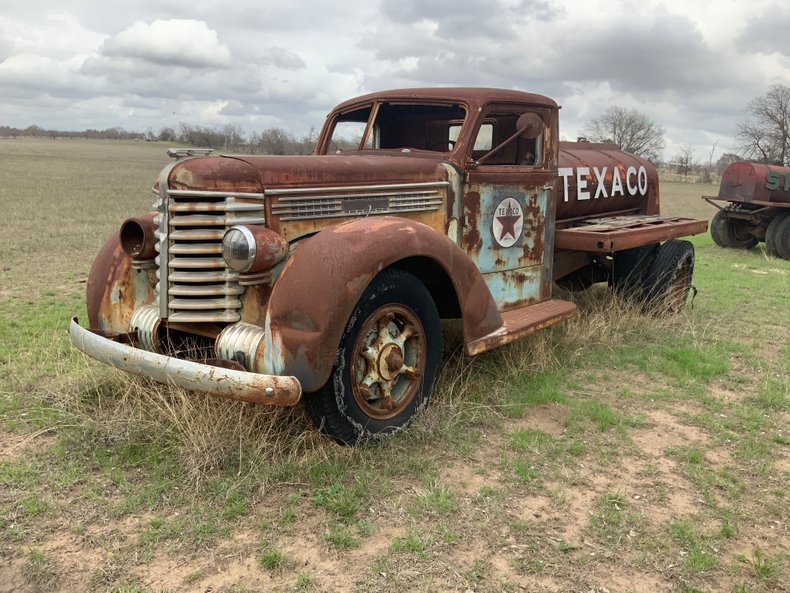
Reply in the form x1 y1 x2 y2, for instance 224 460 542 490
222 225 289 274
222 226 257 272
120 213 158 259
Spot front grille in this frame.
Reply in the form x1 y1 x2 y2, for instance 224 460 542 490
268 181 448 221
154 188 265 323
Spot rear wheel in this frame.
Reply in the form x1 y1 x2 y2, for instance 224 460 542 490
304 268 442 444
765 212 790 258
612 243 659 301
710 210 757 249
644 240 695 314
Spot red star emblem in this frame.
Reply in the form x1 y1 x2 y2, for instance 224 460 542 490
496 204 520 241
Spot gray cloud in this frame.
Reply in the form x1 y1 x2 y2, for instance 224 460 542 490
0 0 786 163
737 8 790 56
260 47 306 70
382 0 558 40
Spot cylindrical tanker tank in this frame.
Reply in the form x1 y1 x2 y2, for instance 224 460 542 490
557 141 660 224
717 161 790 205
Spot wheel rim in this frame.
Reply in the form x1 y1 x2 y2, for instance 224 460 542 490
665 259 692 313
350 304 426 420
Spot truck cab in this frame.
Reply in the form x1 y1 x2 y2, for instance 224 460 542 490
70 88 707 444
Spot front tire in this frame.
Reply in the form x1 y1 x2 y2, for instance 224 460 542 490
304 268 442 444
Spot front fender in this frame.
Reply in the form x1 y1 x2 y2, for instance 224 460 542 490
86 225 157 333
263 216 502 392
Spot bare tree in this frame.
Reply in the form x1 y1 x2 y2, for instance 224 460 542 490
221 124 244 150
737 84 790 165
582 106 666 162
674 145 695 182
701 140 718 184
716 152 741 175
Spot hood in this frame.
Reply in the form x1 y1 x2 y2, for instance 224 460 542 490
168 153 451 193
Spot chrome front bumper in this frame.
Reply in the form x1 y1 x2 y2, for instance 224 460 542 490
69 318 302 406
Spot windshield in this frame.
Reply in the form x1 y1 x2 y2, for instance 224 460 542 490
325 102 467 154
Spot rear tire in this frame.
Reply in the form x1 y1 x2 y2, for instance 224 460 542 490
644 240 695 314
303 268 442 445
710 210 757 249
765 212 790 259
612 243 659 301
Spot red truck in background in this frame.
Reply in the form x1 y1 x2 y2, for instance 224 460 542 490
705 161 790 258
70 88 708 444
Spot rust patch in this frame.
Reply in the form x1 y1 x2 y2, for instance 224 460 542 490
266 216 502 392
463 191 482 254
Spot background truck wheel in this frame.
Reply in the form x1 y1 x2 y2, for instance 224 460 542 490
304 268 442 445
765 212 790 259
644 240 695 314
612 243 659 301
710 210 758 249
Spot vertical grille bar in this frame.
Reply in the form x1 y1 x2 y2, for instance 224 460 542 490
154 180 265 323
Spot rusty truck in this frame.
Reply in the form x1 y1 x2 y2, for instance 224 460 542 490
705 161 790 258
70 88 708 444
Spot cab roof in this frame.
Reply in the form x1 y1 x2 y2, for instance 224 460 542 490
330 87 559 113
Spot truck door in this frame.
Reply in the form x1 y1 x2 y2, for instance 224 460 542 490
461 107 558 311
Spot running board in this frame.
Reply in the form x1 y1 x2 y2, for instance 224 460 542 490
464 299 577 356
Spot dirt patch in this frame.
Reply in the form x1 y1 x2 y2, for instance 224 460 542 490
440 461 500 495
0 559 30 593
630 409 707 457
511 403 569 437
0 429 54 461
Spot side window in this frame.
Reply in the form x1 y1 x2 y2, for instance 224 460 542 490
478 112 544 166
450 121 493 154
330 121 367 152
327 106 371 152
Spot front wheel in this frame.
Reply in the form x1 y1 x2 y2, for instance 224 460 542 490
304 268 442 444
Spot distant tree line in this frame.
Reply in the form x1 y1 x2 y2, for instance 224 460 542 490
0 124 145 141
0 123 322 155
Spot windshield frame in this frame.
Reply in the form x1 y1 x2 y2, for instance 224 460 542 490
318 99 471 157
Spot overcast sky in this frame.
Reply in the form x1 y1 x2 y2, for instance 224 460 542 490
1 0 788 161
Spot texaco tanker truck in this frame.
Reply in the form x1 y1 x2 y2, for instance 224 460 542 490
705 161 790 258
70 88 707 443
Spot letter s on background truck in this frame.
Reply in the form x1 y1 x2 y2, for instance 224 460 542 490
70 88 708 444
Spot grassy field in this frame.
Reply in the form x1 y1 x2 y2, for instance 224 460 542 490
0 138 788 593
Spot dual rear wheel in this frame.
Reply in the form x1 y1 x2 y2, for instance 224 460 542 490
710 209 790 259
613 240 695 314
766 212 790 258
710 210 758 249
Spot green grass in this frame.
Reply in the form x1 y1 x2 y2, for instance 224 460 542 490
258 542 285 570
391 530 433 557
0 140 787 591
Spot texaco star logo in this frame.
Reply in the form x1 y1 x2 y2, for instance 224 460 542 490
492 197 523 248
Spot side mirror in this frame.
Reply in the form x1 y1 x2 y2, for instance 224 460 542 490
516 113 544 140
474 113 545 166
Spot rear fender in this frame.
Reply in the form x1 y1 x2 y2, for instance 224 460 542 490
262 216 502 392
